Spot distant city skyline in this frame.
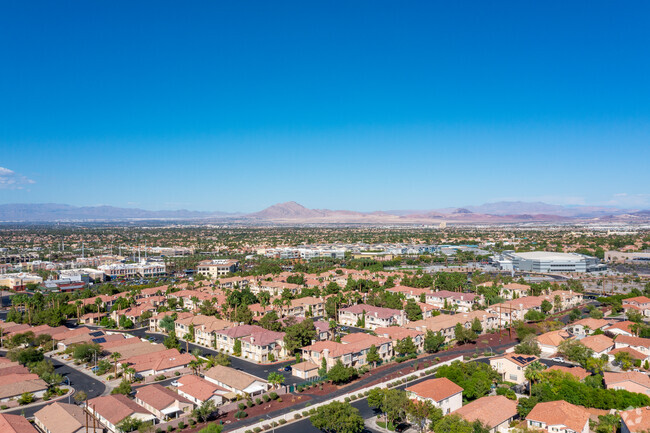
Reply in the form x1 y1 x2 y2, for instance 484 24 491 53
1 1 649 212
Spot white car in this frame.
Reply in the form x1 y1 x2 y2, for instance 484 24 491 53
170 380 180 387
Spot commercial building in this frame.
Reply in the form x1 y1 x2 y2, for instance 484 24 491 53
196 259 239 278
493 251 605 273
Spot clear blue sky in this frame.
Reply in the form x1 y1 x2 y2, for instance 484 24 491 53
1 1 649 212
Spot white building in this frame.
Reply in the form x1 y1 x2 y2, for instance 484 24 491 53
493 251 605 273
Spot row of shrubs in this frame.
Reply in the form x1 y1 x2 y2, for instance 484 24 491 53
243 418 287 433
237 392 280 410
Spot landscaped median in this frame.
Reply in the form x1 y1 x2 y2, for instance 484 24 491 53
227 355 464 433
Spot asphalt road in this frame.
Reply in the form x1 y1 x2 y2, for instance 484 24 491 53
1 352 106 418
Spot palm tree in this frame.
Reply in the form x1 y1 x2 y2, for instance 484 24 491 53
75 300 83 320
524 361 546 396
111 352 122 375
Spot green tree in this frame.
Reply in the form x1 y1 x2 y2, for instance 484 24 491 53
558 340 594 368
424 331 445 353
233 338 242 356
259 310 282 331
395 337 417 356
435 361 499 401
514 334 542 356
366 344 381 367
283 318 317 355
267 372 285 388
541 300 553 314
159 315 175 333
327 360 357 384
111 379 132 395
524 361 546 396
310 401 364 433
405 299 423 321
163 331 181 350
433 414 489 433
471 317 483 335
408 399 443 433
197 425 223 433
72 343 102 363
192 399 216 423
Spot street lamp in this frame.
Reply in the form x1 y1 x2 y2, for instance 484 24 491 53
266 415 274 433
64 376 71 404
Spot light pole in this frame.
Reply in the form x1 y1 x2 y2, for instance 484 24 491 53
64 376 71 404
266 415 274 433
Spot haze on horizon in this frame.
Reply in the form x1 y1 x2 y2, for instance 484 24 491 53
1 1 649 213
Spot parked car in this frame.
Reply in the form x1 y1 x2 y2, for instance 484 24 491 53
170 380 180 387
284 366 292 372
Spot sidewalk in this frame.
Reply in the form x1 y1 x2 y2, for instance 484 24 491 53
46 352 117 395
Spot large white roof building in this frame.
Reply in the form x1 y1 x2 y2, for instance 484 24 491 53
494 251 605 273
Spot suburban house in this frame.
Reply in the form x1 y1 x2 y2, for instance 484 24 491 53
203 365 269 396
313 320 332 341
490 353 539 384
0 414 38 433
526 400 590 433
604 321 636 337
621 406 650 433
79 312 108 325
568 318 611 336
615 335 650 356
604 371 650 395
338 304 406 330
609 347 650 364
453 395 518 433
425 290 479 312
124 348 194 377
622 296 650 317
174 374 228 406
86 394 156 433
405 377 463 415
580 334 615 357
536 330 573 356
34 402 103 433
0 373 49 402
134 384 194 421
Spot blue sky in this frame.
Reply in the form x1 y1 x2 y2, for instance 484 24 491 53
1 1 649 212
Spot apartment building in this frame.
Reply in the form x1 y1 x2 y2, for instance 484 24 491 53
406 311 498 341
425 290 479 312
301 334 392 370
338 304 405 330
280 296 325 318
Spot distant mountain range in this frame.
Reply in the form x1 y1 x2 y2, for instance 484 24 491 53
0 201 647 224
